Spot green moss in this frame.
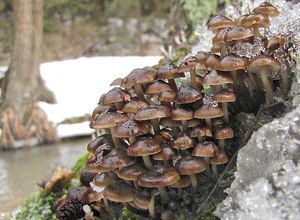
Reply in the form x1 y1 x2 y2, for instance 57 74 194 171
72 151 92 177
117 208 137 220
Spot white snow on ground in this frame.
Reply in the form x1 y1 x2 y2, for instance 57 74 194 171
38 56 162 138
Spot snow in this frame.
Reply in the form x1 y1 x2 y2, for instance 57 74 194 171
38 56 162 138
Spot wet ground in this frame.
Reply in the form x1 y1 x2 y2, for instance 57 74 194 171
0 138 89 219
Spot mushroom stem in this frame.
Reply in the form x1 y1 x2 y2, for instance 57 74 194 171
197 136 203 143
281 66 289 95
110 127 121 147
134 83 145 101
150 119 160 134
142 155 153 169
253 25 259 40
205 118 212 130
260 71 274 104
221 102 229 124
212 164 218 177
149 191 157 217
203 157 211 173
218 139 225 152
230 70 238 85
248 72 258 91
158 187 169 204
129 136 136 145
189 174 198 190
103 198 112 213
181 120 188 131
168 79 178 92
133 180 140 190
190 68 197 89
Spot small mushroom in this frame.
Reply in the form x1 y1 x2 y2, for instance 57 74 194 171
133 189 159 218
170 175 190 198
171 108 193 131
213 125 234 151
194 104 224 130
172 134 194 151
152 144 178 167
118 163 147 189
207 15 234 32
203 70 233 93
157 63 184 92
121 99 149 113
103 181 135 203
213 89 237 123
210 151 228 177
175 86 202 105
253 2 279 17
101 87 131 110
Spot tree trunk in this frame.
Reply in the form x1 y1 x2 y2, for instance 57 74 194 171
0 0 57 149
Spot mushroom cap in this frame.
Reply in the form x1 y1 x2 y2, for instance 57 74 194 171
190 126 212 138
211 44 222 54
178 56 197 72
206 54 221 69
210 151 228 165
110 77 123 86
102 87 131 105
145 80 173 95
225 26 254 42
152 144 177 161
195 51 208 63
253 2 279 17
93 172 112 187
248 56 281 74
121 99 149 113
133 189 151 210
91 105 111 119
100 147 136 170
121 68 156 88
241 13 270 28
214 125 234 139
86 134 112 153
91 109 129 129
157 63 184 80
194 105 224 119
214 89 236 103
159 129 175 142
118 163 147 181
158 91 176 102
172 134 193 150
208 15 234 30
175 156 206 175
135 105 171 121
203 70 233 86
115 119 151 138
192 142 220 158
267 36 284 51
217 55 246 71
85 155 111 173
170 175 191 188
176 86 202 104
138 165 180 188
88 190 104 203
127 136 161 156
171 108 193 121
103 181 134 202
213 28 229 45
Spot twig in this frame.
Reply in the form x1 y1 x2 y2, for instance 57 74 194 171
196 102 283 214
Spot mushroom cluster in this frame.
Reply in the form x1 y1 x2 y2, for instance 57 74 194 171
56 2 292 219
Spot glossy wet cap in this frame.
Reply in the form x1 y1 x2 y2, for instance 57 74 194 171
91 105 111 119
248 56 281 74
203 70 233 86
145 80 173 95
100 147 136 170
159 91 176 102
133 189 151 210
103 181 134 202
121 68 156 88
190 126 212 138
135 105 171 121
102 87 131 106
138 165 180 187
118 163 147 181
127 136 161 157
213 28 229 45
176 86 202 104
91 109 128 129
192 142 220 158
170 175 190 188
93 172 112 187
225 26 254 42
86 134 112 153
157 63 184 80
253 2 279 17
210 151 228 165
110 77 123 87
152 144 177 161
217 55 246 71
214 90 236 103
115 119 151 138
171 108 193 121
205 54 221 69
213 125 234 139
172 134 193 150
194 104 224 119
121 99 149 113
241 13 270 28
208 15 234 30
175 156 206 175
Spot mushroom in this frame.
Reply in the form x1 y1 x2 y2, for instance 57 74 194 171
172 134 194 152
192 141 220 174
118 163 147 189
194 103 224 130
248 56 281 104
86 134 112 154
175 156 206 190
133 189 159 218
207 15 234 33
175 86 202 105
190 125 212 143
101 87 131 110
158 90 176 107
121 99 149 113
135 105 171 134
253 2 279 17
213 89 236 123
110 77 123 87
103 180 135 203
127 136 161 169
145 80 174 103
203 70 233 93
171 108 193 131
206 54 221 70
160 117 181 133
93 172 112 188
179 56 204 89
138 165 180 204
170 175 190 198
210 151 228 177
241 13 270 39
152 144 177 167
213 125 234 152
80 169 97 187
157 63 185 92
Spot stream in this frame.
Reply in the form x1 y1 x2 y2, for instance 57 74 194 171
0 138 89 219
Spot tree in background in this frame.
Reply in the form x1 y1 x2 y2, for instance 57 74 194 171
0 0 57 149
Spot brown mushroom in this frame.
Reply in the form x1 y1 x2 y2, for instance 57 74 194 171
171 108 193 131
241 13 270 39
133 189 159 218
190 126 212 143
213 89 236 123
203 70 233 93
152 144 177 167
157 63 184 92
253 2 279 17
103 181 135 203
118 163 147 189
175 86 202 105
210 151 228 177
194 103 224 130
213 125 234 151
121 99 149 113
208 15 234 32
101 87 131 110
172 134 194 151
170 175 190 197
158 90 176 107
